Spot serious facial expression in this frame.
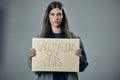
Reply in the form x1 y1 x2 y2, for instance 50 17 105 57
49 8 63 28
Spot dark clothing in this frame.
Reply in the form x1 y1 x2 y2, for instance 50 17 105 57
52 33 66 80
53 72 66 80
53 33 62 38
28 32 88 80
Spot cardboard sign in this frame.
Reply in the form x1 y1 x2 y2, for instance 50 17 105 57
32 38 80 72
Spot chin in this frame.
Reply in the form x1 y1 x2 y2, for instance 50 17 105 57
54 24 61 27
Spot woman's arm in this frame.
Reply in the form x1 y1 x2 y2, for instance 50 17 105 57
79 40 88 72
28 48 42 75
71 32 88 72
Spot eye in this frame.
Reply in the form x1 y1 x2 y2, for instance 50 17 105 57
50 13 54 16
57 13 62 16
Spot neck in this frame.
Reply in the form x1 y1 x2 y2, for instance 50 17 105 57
51 26 61 33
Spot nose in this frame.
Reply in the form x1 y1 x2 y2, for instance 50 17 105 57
54 15 59 20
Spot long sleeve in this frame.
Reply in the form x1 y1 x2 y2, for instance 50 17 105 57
71 32 88 72
28 58 42 75
79 40 88 72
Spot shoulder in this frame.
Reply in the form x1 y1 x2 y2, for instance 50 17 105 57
70 32 83 46
35 34 42 38
70 32 80 39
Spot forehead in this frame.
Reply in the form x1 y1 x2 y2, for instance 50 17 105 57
50 8 62 13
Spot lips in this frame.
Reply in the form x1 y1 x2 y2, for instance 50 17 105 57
53 21 59 23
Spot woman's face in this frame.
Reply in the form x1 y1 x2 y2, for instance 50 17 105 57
49 8 63 28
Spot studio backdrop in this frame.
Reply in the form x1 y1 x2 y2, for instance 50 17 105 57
0 0 120 80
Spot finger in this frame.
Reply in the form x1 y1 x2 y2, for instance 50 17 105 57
30 52 36 56
75 49 82 57
29 48 36 52
75 54 80 57
30 52 36 57
29 48 34 51
76 49 80 52
29 48 36 58
76 48 82 52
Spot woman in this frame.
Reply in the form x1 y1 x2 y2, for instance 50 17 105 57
28 1 88 80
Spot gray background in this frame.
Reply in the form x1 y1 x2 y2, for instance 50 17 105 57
0 0 120 80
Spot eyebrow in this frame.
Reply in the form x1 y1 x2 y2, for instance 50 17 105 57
50 12 62 14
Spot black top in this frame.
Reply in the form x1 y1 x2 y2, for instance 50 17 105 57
52 33 66 80
53 33 62 38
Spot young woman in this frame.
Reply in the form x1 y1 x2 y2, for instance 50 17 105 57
28 1 88 80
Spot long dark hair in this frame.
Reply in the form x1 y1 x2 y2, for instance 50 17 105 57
41 1 72 38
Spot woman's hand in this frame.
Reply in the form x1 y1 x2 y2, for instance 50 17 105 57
29 48 36 59
75 48 82 58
